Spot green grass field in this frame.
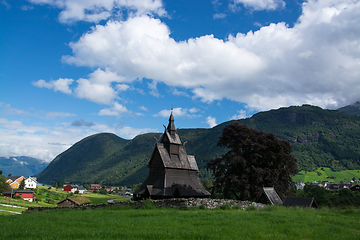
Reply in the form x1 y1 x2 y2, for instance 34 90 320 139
1 206 359 239
292 167 360 183
0 186 131 215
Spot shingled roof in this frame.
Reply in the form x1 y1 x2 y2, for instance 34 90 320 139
56 196 91 206
282 197 318 208
256 187 283 205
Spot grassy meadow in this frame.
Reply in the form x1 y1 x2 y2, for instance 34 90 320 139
1 205 359 239
292 167 360 182
0 186 131 215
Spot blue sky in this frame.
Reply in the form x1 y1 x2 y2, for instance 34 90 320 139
1 0 359 162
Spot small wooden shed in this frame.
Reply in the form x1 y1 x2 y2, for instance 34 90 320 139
56 196 91 207
282 197 318 208
256 187 283 205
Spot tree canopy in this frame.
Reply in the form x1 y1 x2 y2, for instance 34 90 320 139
206 123 299 200
0 174 11 193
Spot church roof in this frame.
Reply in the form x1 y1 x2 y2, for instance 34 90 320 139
155 143 199 171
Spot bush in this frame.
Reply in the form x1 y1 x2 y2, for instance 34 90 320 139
217 203 231 210
245 205 257 211
232 205 242 210
199 204 206 210
141 199 157 209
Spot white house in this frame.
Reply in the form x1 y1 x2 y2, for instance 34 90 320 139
24 176 37 189
295 181 305 190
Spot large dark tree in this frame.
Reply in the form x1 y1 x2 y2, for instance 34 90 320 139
206 123 298 200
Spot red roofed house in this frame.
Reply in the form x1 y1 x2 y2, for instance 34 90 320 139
3 189 36 202
90 184 101 191
63 184 86 194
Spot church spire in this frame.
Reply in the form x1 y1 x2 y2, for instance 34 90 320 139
167 112 176 136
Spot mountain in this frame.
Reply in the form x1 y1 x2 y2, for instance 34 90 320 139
0 156 48 177
337 101 360 116
36 105 360 186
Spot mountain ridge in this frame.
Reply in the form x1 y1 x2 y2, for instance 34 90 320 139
35 104 360 186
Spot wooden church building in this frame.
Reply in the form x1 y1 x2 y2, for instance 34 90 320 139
133 113 210 200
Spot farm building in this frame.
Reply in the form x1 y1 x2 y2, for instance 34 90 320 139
56 196 91 207
133 113 210 200
3 189 36 202
90 184 101 191
256 187 283 205
282 197 319 208
63 184 86 194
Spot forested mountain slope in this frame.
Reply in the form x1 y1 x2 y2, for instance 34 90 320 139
36 105 360 186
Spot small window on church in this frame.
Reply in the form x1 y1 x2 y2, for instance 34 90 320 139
170 145 179 155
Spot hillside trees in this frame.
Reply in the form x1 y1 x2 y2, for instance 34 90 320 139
0 174 11 193
206 123 299 200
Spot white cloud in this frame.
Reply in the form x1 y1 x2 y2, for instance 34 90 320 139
29 0 166 23
139 106 148 111
148 80 160 97
231 0 285 11
45 111 77 119
32 78 73 94
0 117 157 161
0 103 30 115
213 13 227 19
189 107 199 113
41 0 360 111
116 126 157 139
75 78 117 105
98 102 129 116
33 68 130 105
230 110 247 120
206 116 217 128
154 107 201 118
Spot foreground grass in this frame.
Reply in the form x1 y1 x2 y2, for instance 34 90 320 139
1 206 359 239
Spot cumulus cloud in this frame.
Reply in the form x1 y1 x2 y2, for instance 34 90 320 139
29 0 166 23
206 116 217 128
98 102 129 116
32 78 73 94
33 68 131 105
231 0 285 11
38 0 360 110
230 110 247 120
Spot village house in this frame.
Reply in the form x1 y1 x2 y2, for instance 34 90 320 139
3 189 36 202
5 175 24 189
350 184 360 192
24 176 37 189
90 184 101 191
63 184 86 194
56 196 91 207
